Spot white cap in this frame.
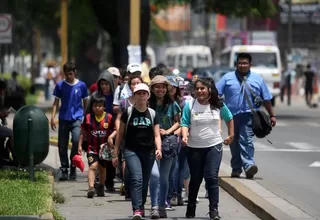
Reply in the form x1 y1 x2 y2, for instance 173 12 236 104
108 67 121 77
133 83 150 95
127 63 142 73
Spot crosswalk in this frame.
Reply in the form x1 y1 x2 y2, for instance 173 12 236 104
223 141 320 152
276 121 320 127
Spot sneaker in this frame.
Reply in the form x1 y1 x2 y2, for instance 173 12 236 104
177 196 184 206
196 196 199 203
245 165 258 179
150 206 159 219
209 209 220 220
106 187 115 192
87 188 95 198
231 171 241 178
125 192 131 201
59 168 68 181
97 184 105 197
69 166 77 180
165 202 172 211
119 184 125 196
183 192 188 202
140 207 145 217
132 210 143 220
170 197 178 206
158 207 167 218
185 204 196 218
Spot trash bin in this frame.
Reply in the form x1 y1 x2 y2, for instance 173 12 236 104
13 105 49 167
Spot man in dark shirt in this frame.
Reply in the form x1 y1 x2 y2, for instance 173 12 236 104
304 64 315 106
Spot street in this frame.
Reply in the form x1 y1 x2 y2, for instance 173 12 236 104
222 97 320 219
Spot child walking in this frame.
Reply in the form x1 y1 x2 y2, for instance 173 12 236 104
78 94 117 198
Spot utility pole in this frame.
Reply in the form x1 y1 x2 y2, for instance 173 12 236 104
61 0 68 67
287 0 292 106
128 0 141 64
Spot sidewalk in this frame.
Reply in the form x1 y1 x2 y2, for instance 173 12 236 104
42 146 259 220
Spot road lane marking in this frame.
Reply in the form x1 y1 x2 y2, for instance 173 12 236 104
309 161 320 167
254 142 275 149
286 142 318 150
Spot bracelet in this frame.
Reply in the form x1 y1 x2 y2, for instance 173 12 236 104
270 115 276 118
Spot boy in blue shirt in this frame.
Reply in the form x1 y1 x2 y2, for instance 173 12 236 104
51 62 89 181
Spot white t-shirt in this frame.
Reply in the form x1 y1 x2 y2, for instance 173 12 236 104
188 100 223 148
113 83 132 105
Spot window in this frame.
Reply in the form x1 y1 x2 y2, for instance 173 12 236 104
197 54 209 67
235 52 278 68
220 52 231 66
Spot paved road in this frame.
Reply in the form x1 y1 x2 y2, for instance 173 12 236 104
222 98 320 219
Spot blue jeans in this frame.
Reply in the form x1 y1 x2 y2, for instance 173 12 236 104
187 144 223 209
58 120 81 169
229 113 255 173
124 149 155 211
159 156 175 207
149 160 160 207
167 154 178 202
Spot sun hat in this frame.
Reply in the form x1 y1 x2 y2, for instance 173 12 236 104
149 75 170 87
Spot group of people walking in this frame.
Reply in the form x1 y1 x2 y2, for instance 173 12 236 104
51 52 276 220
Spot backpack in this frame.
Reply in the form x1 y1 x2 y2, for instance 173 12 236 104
125 106 156 133
118 84 126 100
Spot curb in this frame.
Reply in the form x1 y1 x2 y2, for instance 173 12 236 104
219 170 291 220
39 171 55 220
49 138 72 148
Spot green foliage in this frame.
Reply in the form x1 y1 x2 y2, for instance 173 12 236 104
0 169 51 215
2 73 32 92
149 17 168 44
152 0 277 18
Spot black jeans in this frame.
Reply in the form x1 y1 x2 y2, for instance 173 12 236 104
187 144 223 209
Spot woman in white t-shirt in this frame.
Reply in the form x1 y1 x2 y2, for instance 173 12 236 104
181 77 234 220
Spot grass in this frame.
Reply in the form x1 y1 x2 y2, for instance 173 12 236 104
0 169 52 216
25 90 41 105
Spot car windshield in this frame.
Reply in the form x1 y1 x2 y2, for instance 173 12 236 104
235 52 277 68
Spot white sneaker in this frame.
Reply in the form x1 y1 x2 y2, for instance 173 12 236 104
183 192 188 202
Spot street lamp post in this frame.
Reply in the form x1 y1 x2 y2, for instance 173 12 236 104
128 0 141 64
61 0 68 67
287 0 292 106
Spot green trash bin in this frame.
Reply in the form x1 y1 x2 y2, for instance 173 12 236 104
13 105 49 167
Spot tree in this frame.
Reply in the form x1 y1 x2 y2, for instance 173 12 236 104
152 0 277 17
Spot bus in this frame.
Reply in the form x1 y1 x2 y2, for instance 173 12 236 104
220 45 281 106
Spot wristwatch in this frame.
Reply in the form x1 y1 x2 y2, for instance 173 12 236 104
270 115 276 118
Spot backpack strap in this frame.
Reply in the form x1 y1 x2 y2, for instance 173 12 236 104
125 106 133 134
147 107 155 128
118 84 125 100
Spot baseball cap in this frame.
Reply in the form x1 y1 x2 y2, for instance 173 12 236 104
107 67 120 77
165 75 179 87
127 63 142 73
133 83 150 95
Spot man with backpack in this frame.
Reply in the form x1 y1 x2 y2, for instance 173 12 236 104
113 63 142 114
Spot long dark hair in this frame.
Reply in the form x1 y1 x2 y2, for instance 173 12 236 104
194 77 223 109
149 84 173 112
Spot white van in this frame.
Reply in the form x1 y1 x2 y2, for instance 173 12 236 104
220 45 281 106
165 45 212 69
